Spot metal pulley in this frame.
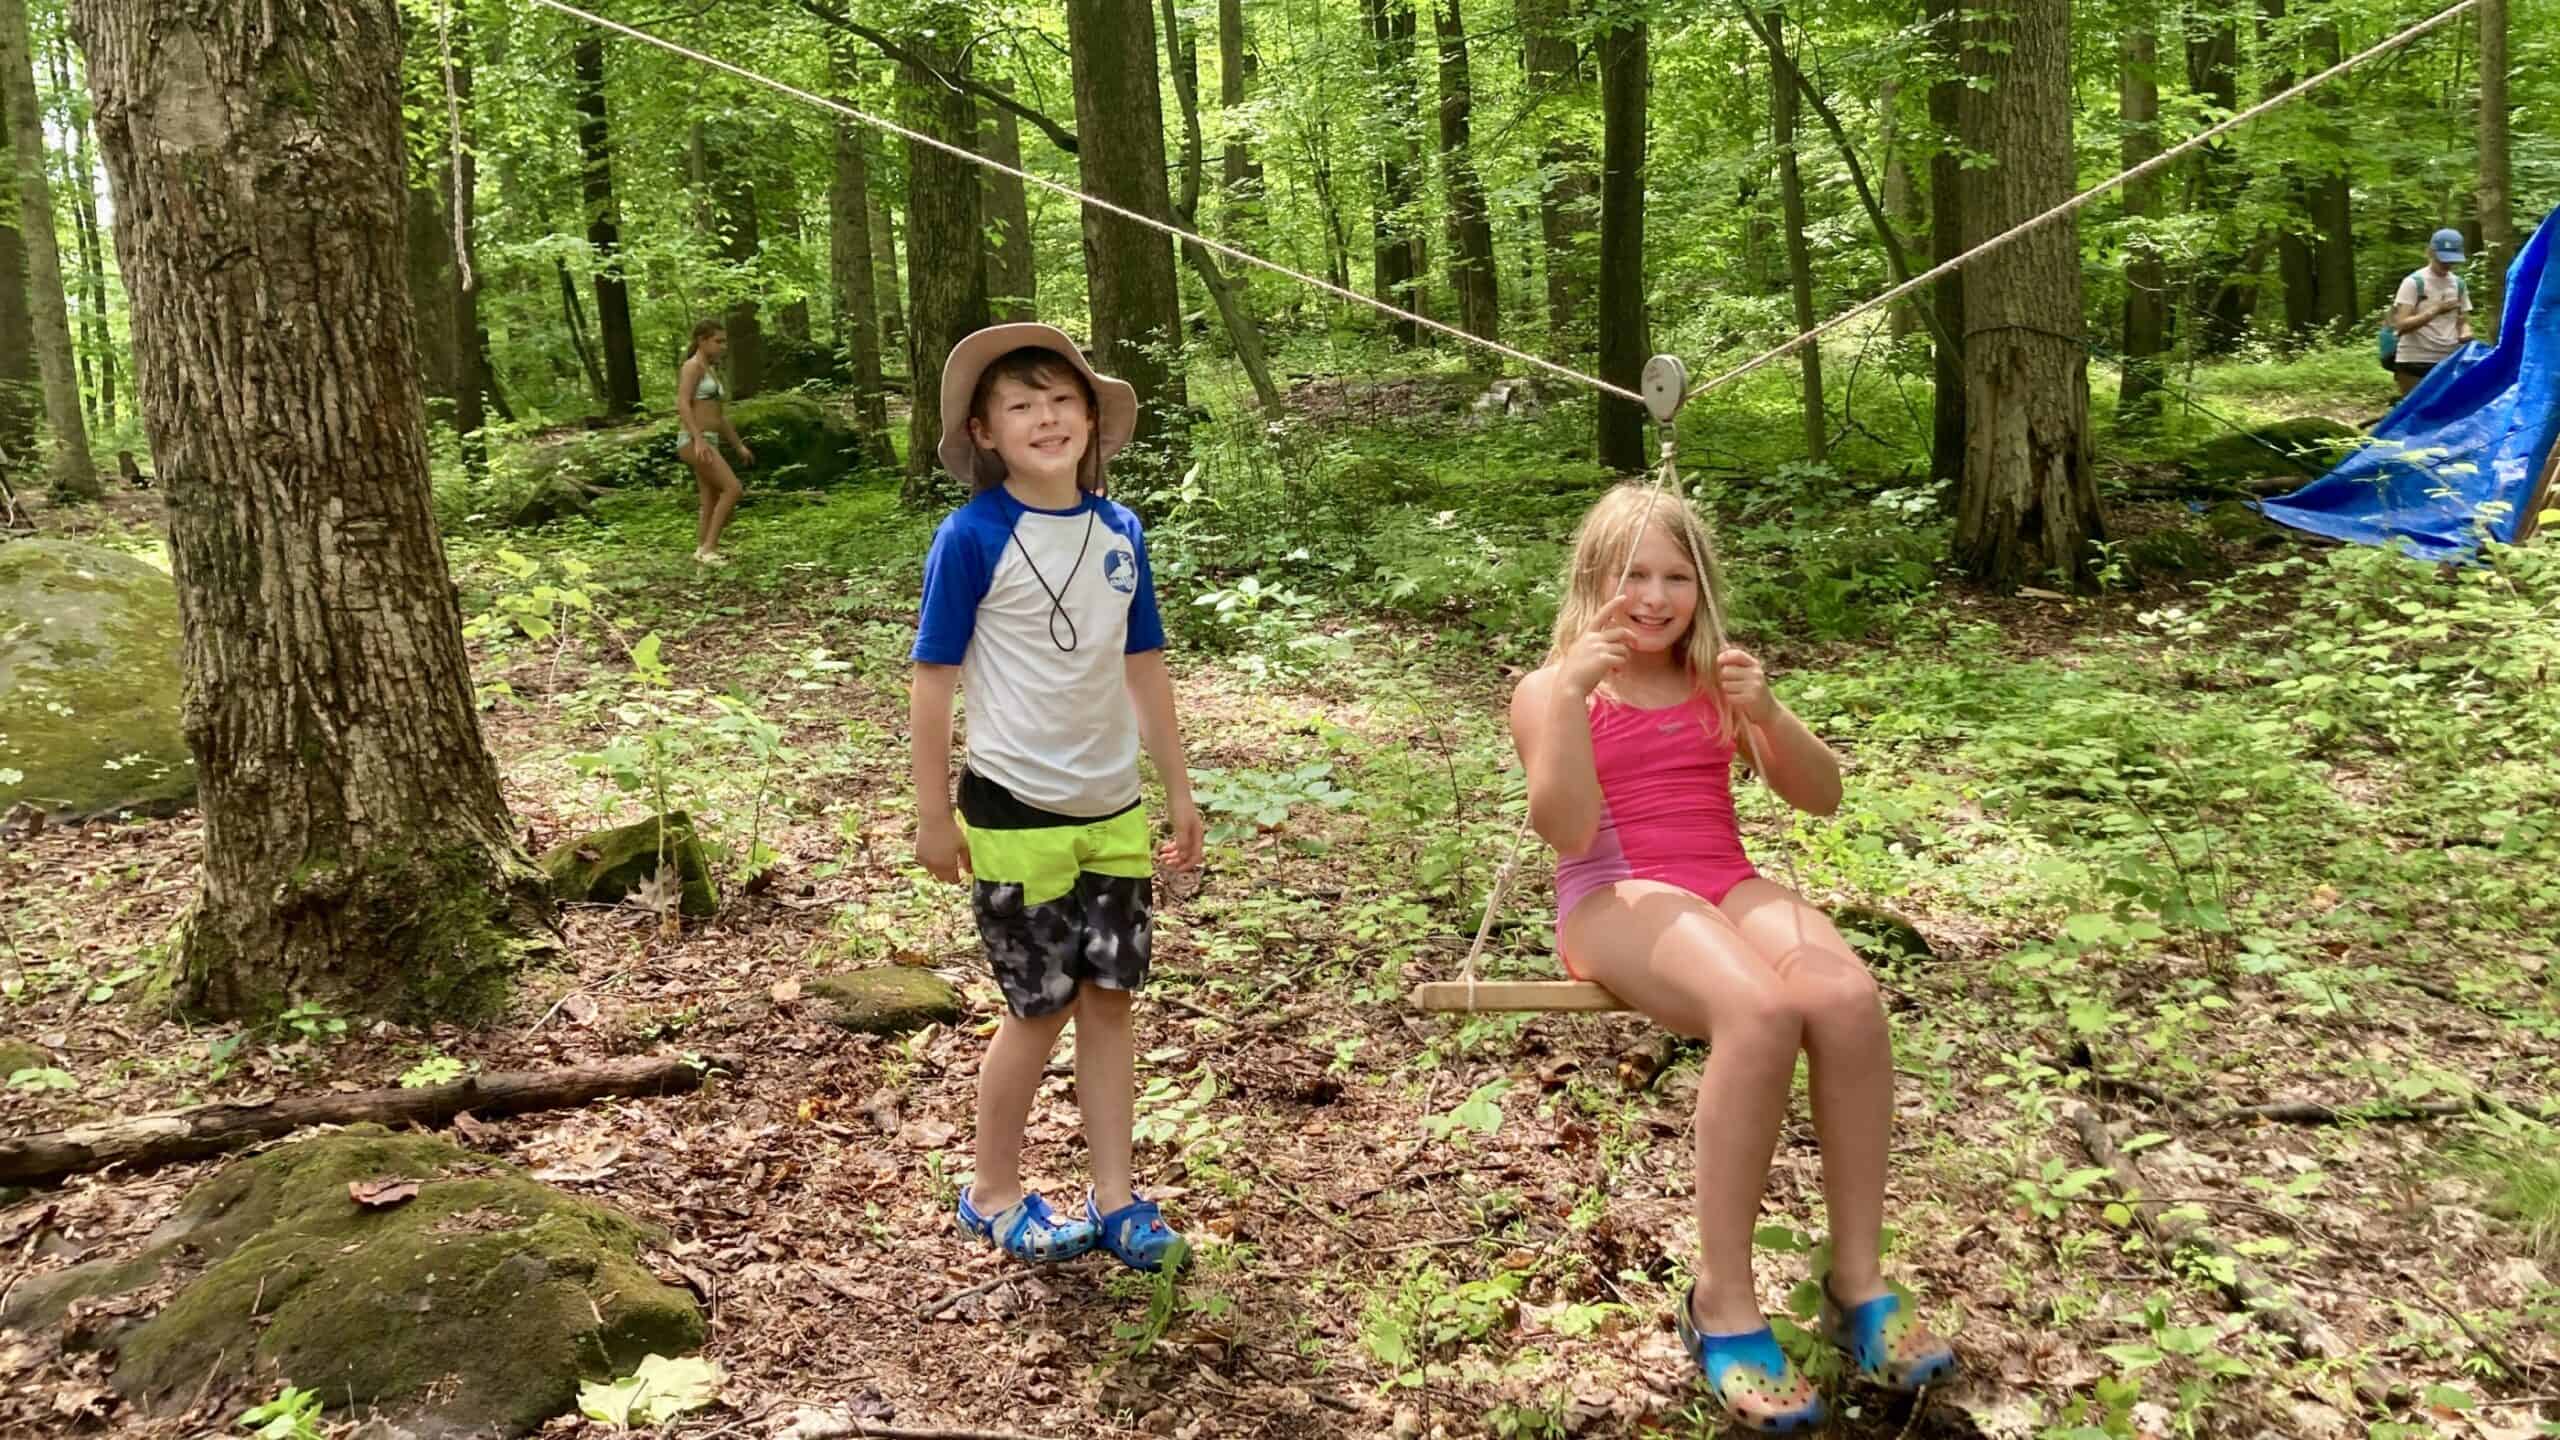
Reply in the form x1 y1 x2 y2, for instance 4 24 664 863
1639 354 1690 425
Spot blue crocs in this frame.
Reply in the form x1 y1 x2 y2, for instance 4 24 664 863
1087 1190 1190 1273
1674 1286 1827 1435
957 1186 1097 1264
1819 1281 1956 1392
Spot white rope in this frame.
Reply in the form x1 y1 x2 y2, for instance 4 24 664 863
1684 0 2481 401
525 0 1642 404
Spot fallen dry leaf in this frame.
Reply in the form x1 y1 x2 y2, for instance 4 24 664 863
348 1179 421 1209
770 977 802 1004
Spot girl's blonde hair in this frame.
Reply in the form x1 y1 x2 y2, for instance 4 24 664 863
1547 482 1738 732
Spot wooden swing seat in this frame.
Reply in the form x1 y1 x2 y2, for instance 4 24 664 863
1407 979 1628 1013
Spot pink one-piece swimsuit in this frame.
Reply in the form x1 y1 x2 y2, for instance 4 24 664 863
1553 689 1759 979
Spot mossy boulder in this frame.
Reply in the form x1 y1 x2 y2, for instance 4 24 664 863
2126 526 2214 576
0 539 195 821
505 392 880 521
2204 499 2290 550
2177 416 2357 491
811 967 963 1034
105 1128 702 1437
0 1036 46 1077
539 812 718 918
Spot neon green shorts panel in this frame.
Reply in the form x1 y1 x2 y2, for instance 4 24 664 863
961 804 1152 906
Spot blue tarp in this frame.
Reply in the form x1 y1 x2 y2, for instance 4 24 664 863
2260 204 2560 559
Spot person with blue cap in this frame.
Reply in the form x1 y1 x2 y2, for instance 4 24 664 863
2387 228 2475 394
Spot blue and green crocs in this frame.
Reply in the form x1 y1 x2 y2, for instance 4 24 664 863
1675 1286 1827 1434
957 1186 1098 1264
1818 1280 1956 1392
1087 1189 1189 1273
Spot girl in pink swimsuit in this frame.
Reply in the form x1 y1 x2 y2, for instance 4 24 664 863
1510 483 1953 1433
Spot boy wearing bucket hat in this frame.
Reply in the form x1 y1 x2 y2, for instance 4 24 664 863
2387 229 2475 394
909 323 1203 1273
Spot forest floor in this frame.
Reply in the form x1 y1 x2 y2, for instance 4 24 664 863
4 382 2558 1440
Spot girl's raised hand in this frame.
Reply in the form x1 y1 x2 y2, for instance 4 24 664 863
1559 594 1635 696
1717 647 1779 723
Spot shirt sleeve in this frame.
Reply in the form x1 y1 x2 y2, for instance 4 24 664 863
1122 513 1166 655
912 514 993 665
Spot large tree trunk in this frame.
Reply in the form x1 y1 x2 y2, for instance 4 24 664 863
71 0 549 1023
1594 19 1648 472
1521 0 1596 358
2261 0 2318 339
2304 16 2355 333
1217 0 1262 222
47 32 115 431
1926 0 1964 487
1164 0 1283 416
982 79 1037 323
2118 25 2168 424
1434 0 1499 345
1066 0 1186 466
1363 0 1424 346
2186 16 2249 354
573 38 640 419
0 0 94 499
2477 0 2511 336
1955 0 2100 587
1762 7 1823 462
0 86 39 466
829 46 890 444
901 30 989 494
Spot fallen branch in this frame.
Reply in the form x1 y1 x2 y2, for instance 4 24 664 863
772 1410 1065 1440
916 1271 1021 1321
2068 1105 2394 1410
0 1053 740 1186
2218 1097 2487 1126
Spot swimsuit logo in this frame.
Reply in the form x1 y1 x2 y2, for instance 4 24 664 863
1103 546 1138 594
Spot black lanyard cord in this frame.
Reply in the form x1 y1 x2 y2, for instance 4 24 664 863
1009 509 1098 653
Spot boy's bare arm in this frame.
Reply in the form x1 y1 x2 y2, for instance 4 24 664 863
1124 650 1202 867
910 664 967 881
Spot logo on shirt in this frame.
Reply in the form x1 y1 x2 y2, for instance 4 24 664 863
1102 545 1139 594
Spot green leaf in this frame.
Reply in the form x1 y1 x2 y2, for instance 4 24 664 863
2121 1131 2171 1154
577 1353 724 1429
2099 1342 2163 1368
2421 1383 2473 1412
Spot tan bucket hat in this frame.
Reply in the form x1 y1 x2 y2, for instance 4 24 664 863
936 323 1139 489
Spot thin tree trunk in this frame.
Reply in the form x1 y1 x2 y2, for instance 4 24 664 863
72 0 549 1022
1955 0 2101 588
829 45 889 444
2477 0 2511 335
573 37 640 419
982 78 1036 323
1926 0 1964 487
1594 19 1648 472
702 125 764 400
2304 16 2355 333
439 14 488 470
558 260 607 407
1521 0 1596 358
1364 0 1423 346
1217 0 1262 221
48 31 114 430
1762 7 1823 462
1305 126 1354 291
1163 0 1283 416
0 0 93 498
404 161 459 413
1066 0 1186 466
1434 0 1499 345
2187 17 2249 354
872 205 906 359
2262 0 2318 339
900 25 988 494
1882 79 1918 341
775 190 812 343
2119 24 2168 424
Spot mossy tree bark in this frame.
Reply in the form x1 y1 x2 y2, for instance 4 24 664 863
898 18 988 496
0 0 95 499
2118 24 2168 424
0 90 38 464
71 0 549 1024
1954 0 2103 587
